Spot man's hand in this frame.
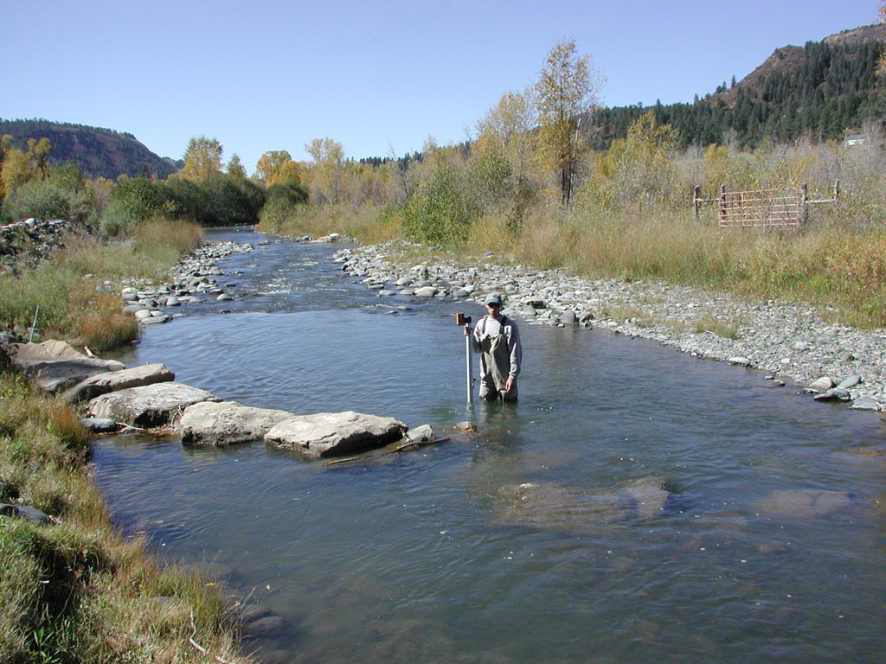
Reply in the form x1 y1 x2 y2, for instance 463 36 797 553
464 325 471 337
504 376 514 392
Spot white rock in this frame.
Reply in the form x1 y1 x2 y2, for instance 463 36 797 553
180 401 293 447
265 411 406 458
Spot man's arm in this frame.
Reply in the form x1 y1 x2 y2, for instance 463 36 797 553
469 318 484 352
507 323 522 377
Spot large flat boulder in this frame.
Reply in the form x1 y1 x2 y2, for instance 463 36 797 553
63 363 174 404
88 382 217 428
264 411 407 458
180 401 293 447
11 340 125 393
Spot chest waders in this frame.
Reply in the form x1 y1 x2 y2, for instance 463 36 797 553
479 316 517 401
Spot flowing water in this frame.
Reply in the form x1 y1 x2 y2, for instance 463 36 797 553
93 229 885 663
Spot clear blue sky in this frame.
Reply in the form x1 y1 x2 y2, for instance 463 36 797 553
1 1 878 171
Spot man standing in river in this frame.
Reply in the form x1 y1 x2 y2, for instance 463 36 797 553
465 293 522 401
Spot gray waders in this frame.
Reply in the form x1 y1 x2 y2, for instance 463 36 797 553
478 318 517 401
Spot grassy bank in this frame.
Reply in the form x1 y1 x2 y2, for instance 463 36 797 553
0 219 202 351
0 372 251 663
257 201 886 329
257 114 886 330
1 218 251 662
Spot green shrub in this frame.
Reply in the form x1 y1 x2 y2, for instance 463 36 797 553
403 163 476 246
100 177 167 236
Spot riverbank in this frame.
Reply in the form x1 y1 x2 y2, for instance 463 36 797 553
0 223 254 663
0 219 203 350
336 241 886 413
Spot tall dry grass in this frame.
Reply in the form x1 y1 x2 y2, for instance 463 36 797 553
0 218 202 349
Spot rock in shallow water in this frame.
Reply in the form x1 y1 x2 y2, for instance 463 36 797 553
80 417 120 433
10 340 125 393
63 363 174 404
494 478 673 533
265 411 407 458
756 489 852 518
88 383 217 428
180 401 293 447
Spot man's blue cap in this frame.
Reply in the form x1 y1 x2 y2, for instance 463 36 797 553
486 293 503 306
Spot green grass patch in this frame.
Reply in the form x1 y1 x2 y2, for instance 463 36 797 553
0 371 251 663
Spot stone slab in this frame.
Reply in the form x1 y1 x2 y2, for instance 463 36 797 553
180 401 294 447
63 363 174 403
88 382 217 428
265 411 407 458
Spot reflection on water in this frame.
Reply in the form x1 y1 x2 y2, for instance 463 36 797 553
92 230 886 663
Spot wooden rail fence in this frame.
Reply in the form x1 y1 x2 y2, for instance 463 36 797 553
693 181 839 229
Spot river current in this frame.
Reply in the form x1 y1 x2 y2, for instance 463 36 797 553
93 229 885 663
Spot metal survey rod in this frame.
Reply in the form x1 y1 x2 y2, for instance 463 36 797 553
455 313 473 404
465 326 473 404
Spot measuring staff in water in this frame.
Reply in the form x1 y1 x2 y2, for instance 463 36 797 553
463 293 522 401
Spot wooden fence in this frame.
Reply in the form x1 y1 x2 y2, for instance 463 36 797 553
693 181 839 229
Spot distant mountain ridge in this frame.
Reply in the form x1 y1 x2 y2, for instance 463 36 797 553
0 119 179 179
590 23 885 148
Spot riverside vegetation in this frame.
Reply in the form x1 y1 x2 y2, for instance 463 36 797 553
258 106 885 331
0 139 258 661
0 29 883 663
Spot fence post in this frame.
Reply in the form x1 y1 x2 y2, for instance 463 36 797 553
833 179 840 202
718 184 727 227
693 185 701 222
801 183 808 224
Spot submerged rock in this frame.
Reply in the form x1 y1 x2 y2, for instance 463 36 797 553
180 401 293 447
495 477 673 533
756 489 852 519
88 383 217 428
10 340 125 393
265 411 407 458
63 363 174 404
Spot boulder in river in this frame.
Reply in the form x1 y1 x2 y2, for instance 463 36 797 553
180 401 293 447
88 383 217 428
265 411 407 458
63 363 174 404
80 417 120 433
494 477 674 533
10 340 124 393
755 489 852 519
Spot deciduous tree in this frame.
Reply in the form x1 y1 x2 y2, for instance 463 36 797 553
179 136 223 182
305 138 344 204
255 150 303 188
227 153 246 179
536 40 598 206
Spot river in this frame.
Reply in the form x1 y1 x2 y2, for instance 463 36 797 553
92 229 885 663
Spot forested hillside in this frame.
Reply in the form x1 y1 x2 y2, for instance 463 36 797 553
590 24 885 148
0 119 178 179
